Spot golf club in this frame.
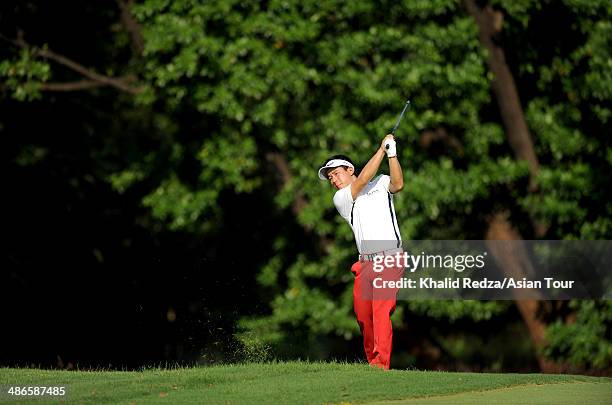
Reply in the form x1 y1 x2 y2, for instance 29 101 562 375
386 99 411 150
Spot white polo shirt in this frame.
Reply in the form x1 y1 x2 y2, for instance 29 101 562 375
333 174 402 254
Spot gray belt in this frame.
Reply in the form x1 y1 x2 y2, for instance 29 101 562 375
359 248 404 262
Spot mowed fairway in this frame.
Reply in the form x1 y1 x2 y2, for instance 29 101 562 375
1 361 610 404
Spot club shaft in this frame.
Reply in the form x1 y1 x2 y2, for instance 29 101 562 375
391 100 411 135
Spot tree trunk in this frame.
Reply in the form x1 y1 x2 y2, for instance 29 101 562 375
462 0 539 192
464 0 559 371
485 213 562 372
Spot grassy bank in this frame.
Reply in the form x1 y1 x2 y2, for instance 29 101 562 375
1 361 610 404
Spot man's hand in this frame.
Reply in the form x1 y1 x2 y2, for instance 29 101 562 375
380 134 395 153
381 134 397 158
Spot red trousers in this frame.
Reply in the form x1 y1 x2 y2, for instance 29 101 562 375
351 260 404 370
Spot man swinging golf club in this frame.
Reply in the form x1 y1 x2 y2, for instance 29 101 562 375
318 132 405 370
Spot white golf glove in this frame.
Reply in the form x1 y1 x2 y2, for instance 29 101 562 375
384 139 397 158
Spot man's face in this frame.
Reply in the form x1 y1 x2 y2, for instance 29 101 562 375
327 166 354 190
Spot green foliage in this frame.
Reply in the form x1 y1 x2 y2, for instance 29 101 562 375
142 174 219 231
408 300 510 322
518 2 611 239
127 0 611 367
573 19 612 101
544 301 612 369
406 158 529 221
14 145 49 166
108 167 147 194
0 49 50 100
4 0 610 371
197 134 261 193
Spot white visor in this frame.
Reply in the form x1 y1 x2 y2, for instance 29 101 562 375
318 159 354 180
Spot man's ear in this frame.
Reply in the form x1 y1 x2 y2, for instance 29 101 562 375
347 167 355 176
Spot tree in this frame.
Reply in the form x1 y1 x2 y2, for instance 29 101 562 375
2 0 610 371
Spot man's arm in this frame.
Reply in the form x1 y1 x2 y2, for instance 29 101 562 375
351 134 396 200
388 155 404 193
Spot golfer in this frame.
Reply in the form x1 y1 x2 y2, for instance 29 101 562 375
318 134 405 370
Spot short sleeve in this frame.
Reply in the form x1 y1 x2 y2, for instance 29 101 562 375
333 185 354 220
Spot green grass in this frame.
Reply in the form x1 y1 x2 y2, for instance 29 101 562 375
370 382 611 404
1 361 610 404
